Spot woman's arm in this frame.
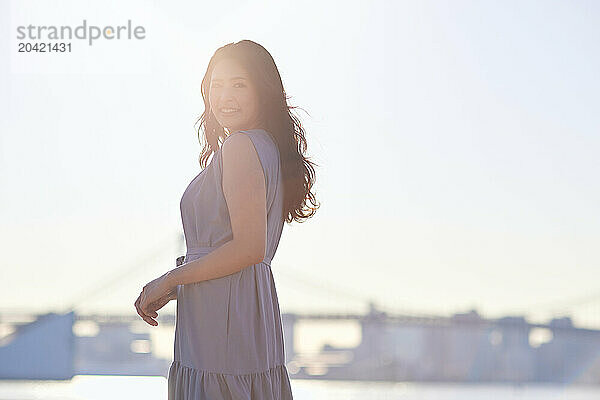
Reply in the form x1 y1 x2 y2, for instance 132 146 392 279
158 256 184 301
166 133 267 287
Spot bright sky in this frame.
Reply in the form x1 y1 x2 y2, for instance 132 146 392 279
1 0 599 332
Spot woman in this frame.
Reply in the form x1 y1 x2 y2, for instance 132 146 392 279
133 40 320 399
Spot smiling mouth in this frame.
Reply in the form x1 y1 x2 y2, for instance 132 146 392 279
220 108 240 115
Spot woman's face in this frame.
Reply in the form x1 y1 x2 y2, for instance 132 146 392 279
208 58 263 135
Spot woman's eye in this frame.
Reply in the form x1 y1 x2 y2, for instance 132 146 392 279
210 83 244 88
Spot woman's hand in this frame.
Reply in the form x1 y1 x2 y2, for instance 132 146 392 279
134 286 176 326
134 272 175 326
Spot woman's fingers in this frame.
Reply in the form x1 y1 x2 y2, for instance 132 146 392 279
145 290 178 322
134 285 175 326
147 295 170 316
147 303 161 316
134 296 148 321
135 294 157 326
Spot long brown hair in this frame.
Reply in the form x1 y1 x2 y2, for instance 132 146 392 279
194 40 320 224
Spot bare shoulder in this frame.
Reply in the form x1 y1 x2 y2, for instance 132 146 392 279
222 132 254 153
221 133 261 172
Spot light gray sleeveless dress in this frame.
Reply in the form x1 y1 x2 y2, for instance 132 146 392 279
168 129 294 399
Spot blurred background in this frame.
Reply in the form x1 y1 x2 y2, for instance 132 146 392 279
1 0 599 398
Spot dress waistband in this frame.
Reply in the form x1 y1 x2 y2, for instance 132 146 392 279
184 246 272 267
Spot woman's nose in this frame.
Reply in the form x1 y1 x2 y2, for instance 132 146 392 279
219 88 237 102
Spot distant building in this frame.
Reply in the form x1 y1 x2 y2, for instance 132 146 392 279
2 307 600 384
